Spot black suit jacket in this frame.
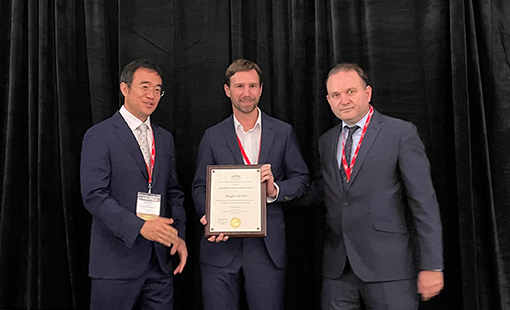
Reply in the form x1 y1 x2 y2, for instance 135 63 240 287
81 111 186 279
192 112 310 268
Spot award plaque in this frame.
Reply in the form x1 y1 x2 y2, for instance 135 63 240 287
205 165 267 237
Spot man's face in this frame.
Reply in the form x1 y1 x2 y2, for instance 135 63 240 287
326 70 372 125
224 69 263 114
120 68 162 122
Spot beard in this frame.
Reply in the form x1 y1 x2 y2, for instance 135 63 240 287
232 96 259 114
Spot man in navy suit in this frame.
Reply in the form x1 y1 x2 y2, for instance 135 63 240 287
192 59 309 310
319 63 444 309
81 59 187 310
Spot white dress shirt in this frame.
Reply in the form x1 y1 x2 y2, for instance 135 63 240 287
119 105 154 152
233 108 279 202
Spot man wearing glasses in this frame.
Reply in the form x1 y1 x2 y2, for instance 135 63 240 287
80 59 187 310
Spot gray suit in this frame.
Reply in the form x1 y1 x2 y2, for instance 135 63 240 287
319 109 443 295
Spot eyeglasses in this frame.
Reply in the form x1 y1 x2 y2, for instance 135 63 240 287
134 84 165 98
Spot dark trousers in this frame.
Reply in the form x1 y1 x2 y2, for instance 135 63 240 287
90 250 174 310
201 238 285 310
321 260 418 310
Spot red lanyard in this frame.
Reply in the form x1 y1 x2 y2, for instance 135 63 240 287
341 105 374 181
236 135 261 165
146 130 155 193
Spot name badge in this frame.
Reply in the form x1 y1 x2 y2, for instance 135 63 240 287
136 192 161 220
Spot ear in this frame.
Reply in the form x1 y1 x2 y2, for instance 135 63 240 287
326 95 334 109
120 82 129 97
224 84 231 98
365 85 373 102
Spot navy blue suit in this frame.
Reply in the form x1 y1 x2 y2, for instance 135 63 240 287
320 110 443 308
193 112 309 309
80 111 185 308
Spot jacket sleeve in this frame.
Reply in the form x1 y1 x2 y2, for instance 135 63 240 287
398 123 444 270
275 126 310 202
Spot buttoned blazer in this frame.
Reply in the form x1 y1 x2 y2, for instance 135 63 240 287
319 109 443 282
81 111 185 279
192 112 309 268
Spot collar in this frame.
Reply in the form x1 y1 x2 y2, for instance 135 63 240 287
233 107 262 133
119 105 152 132
342 108 370 130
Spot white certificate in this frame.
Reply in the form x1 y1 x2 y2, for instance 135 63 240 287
205 165 267 237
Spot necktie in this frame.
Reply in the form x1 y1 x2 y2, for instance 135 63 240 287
136 123 150 165
345 125 359 165
342 125 360 183
344 125 360 165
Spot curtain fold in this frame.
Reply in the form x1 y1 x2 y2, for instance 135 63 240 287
1 0 509 309
84 0 119 123
450 0 510 309
1 0 30 305
1 1 91 308
485 0 510 307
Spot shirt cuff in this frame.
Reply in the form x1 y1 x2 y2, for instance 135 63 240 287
266 182 279 203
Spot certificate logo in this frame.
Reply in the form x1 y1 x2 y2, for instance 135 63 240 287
230 217 241 228
231 174 241 180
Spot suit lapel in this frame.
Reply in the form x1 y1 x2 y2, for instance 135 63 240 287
345 110 382 188
328 124 346 192
222 116 245 165
259 113 274 164
151 124 162 185
112 112 149 181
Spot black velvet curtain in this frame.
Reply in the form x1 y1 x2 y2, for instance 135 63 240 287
0 0 509 309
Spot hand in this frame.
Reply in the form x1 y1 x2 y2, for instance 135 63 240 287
417 270 444 301
140 217 178 247
260 164 277 198
170 237 188 274
200 215 229 243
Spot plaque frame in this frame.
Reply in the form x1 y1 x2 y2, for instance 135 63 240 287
205 164 267 238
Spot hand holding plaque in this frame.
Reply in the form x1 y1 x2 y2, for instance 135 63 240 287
260 164 277 198
200 215 229 242
205 165 267 238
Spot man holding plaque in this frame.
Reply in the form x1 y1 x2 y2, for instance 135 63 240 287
80 59 187 310
192 59 310 310
320 63 444 309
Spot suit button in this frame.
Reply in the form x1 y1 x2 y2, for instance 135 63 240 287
343 202 348 207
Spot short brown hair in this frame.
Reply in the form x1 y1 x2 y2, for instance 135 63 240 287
326 62 369 87
225 59 262 86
